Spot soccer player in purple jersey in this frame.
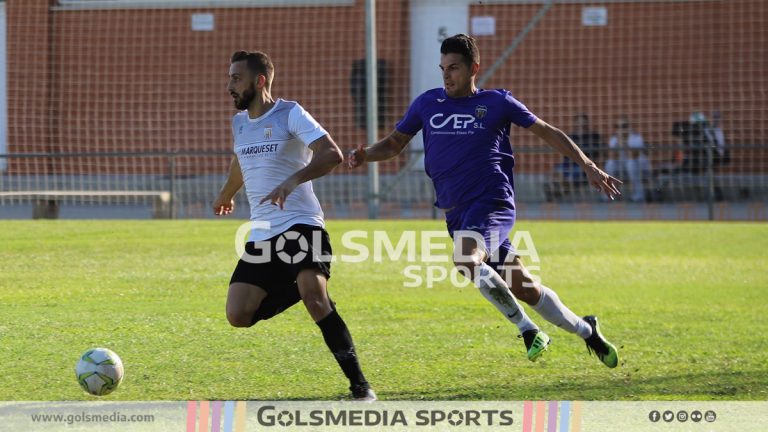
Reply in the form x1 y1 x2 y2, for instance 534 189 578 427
348 34 620 367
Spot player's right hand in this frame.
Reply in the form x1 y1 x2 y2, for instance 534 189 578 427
213 196 234 216
347 144 367 168
585 164 622 200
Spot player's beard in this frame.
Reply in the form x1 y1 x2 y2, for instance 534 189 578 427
234 86 256 110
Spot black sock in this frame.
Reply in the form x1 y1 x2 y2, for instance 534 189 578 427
316 309 368 389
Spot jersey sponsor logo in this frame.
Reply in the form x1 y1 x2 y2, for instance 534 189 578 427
238 143 279 156
429 113 476 129
437 98 446 103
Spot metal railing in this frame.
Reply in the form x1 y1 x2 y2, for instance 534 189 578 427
1 144 766 220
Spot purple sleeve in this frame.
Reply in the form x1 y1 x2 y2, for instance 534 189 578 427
505 91 537 128
395 95 423 135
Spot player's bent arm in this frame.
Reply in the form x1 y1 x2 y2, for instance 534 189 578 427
213 156 243 215
217 156 244 200
529 118 622 199
259 135 343 209
361 130 414 162
528 119 594 169
293 135 344 184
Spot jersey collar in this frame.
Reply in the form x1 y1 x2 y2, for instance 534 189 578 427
442 88 482 101
247 99 281 123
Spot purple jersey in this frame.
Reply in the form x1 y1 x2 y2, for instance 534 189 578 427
396 88 537 208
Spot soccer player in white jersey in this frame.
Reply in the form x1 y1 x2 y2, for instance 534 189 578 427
214 51 375 401
349 35 621 368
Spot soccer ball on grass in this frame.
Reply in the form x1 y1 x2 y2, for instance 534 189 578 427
75 348 124 396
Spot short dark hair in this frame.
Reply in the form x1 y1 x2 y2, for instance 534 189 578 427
440 34 480 65
231 50 275 87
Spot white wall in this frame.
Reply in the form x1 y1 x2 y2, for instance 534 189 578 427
409 0 470 102
408 0 470 170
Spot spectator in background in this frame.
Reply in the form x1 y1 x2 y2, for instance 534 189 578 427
708 111 730 168
684 111 729 173
605 116 651 202
544 113 603 201
683 112 711 174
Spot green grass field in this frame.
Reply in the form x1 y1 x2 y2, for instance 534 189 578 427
0 220 766 401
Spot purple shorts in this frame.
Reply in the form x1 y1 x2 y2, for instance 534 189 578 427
445 184 517 273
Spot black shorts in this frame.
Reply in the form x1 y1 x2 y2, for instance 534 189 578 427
229 223 332 296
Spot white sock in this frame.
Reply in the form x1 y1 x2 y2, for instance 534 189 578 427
531 285 592 339
475 263 538 334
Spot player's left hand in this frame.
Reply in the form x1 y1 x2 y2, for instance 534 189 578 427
347 144 367 168
585 164 622 200
260 178 299 210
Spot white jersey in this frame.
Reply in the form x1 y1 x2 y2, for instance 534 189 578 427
608 132 645 160
232 99 328 241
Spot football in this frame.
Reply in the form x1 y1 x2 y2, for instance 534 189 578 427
75 348 124 396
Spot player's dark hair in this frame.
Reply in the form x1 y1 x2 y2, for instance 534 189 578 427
440 34 480 65
231 50 275 87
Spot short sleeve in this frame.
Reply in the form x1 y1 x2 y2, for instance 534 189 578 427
504 91 537 128
395 95 424 135
288 104 329 146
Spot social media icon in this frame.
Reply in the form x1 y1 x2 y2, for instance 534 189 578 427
663 411 674 422
677 411 688 422
648 411 661 422
691 411 703 422
705 410 717 422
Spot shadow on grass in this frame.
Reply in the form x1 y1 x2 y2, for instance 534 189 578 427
220 370 766 402
374 369 768 401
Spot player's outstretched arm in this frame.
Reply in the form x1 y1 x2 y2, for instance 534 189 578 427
260 135 343 209
347 130 413 168
213 156 243 216
528 119 622 200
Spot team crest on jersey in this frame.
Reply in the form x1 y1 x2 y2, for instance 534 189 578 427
475 105 488 119
238 125 244 135
264 126 272 139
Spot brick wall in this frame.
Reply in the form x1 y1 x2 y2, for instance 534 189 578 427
7 0 54 174
7 0 411 174
473 1 768 173
6 0 767 175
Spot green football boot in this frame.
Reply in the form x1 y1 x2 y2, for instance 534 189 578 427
583 315 619 368
522 329 551 362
